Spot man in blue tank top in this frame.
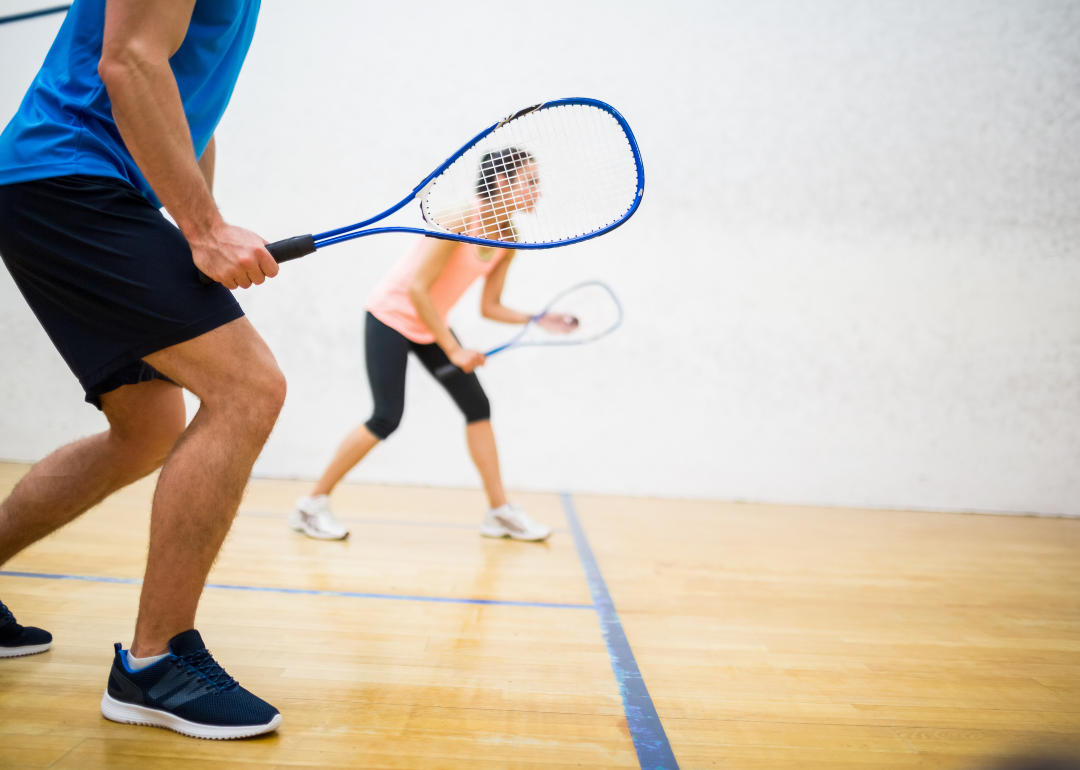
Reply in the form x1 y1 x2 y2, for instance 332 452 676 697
0 0 284 739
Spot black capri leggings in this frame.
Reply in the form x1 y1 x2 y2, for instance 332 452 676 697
364 311 491 439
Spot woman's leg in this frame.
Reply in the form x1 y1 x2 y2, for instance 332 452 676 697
415 338 550 541
310 425 381 496
412 338 507 508
465 420 507 509
308 313 410 497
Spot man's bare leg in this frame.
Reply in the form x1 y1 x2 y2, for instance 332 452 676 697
131 316 285 657
0 379 185 567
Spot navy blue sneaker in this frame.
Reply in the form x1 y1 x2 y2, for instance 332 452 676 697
100 629 281 739
0 599 52 658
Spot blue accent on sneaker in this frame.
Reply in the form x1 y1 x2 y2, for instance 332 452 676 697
102 629 280 738
0 598 52 657
120 649 169 674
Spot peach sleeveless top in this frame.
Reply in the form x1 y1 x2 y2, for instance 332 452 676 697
366 236 507 344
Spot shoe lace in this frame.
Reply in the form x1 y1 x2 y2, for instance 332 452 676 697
177 648 239 694
0 601 14 627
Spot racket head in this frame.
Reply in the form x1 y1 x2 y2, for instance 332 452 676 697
419 99 644 249
513 280 624 349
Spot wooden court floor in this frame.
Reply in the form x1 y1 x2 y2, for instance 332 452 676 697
0 460 1078 769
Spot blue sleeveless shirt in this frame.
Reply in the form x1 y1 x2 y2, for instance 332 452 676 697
0 0 260 208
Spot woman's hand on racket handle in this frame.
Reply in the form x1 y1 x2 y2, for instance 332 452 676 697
190 223 279 289
449 347 486 374
537 312 579 334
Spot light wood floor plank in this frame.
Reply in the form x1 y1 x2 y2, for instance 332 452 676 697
572 493 1080 768
2 463 1078 768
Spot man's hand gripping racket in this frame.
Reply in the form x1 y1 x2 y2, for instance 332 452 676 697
198 98 644 284
434 281 623 380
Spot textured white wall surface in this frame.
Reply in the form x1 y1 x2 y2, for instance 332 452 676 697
1 1 1077 514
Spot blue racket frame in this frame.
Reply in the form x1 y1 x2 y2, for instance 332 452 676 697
0 5 69 25
198 97 644 284
312 98 645 251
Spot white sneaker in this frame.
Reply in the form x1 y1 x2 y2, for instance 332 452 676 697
480 504 552 542
289 495 350 540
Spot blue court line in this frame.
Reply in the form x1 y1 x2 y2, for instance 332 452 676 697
0 4 70 25
561 494 679 770
4 501 675 766
0 570 593 611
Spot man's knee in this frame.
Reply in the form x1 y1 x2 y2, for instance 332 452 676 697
260 364 288 419
140 404 186 464
234 362 287 436
145 317 285 436
103 380 186 470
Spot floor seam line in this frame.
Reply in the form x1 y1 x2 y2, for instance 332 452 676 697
45 736 87 768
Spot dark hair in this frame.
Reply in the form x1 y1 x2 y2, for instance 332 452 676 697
476 147 534 199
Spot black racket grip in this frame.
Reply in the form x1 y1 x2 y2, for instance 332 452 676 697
196 234 316 285
435 363 461 381
267 234 317 263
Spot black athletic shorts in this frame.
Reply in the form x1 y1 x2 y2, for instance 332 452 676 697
0 175 244 409
364 311 491 439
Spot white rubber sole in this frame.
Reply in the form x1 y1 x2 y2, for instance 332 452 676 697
296 525 349 541
289 514 348 541
0 642 51 658
479 525 551 542
101 691 282 740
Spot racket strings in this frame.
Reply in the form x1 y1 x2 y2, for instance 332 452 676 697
423 103 640 245
516 103 637 242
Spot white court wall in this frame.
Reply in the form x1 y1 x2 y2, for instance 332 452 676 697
0 0 1077 515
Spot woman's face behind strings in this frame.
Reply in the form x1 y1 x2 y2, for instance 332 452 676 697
496 160 541 215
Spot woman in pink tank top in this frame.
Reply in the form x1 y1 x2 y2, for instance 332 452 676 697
289 148 574 542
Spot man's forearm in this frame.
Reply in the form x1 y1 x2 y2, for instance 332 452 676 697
197 135 215 194
99 45 220 240
96 0 274 290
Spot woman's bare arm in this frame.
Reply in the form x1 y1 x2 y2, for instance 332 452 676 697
408 240 486 372
479 253 533 324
